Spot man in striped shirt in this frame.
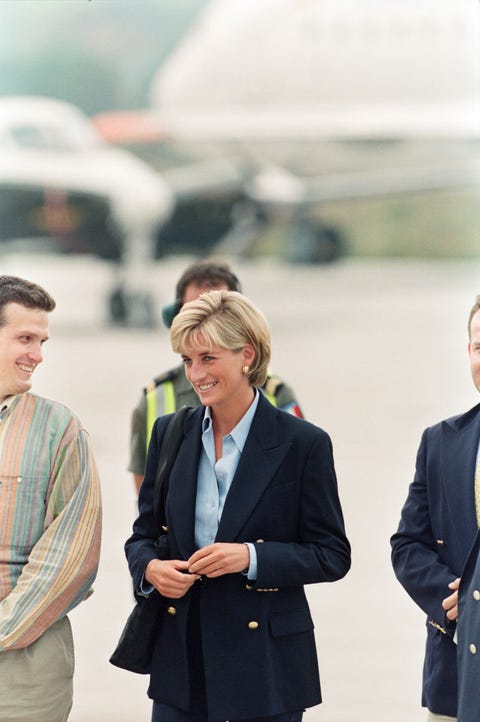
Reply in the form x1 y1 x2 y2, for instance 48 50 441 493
0 276 102 722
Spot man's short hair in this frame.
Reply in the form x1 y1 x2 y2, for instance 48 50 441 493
0 276 56 326
468 295 480 339
175 260 241 303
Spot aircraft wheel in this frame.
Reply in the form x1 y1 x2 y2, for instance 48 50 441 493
288 221 343 264
108 286 157 328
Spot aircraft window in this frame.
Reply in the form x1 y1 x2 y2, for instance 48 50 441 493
10 126 48 147
9 123 98 150
337 139 404 149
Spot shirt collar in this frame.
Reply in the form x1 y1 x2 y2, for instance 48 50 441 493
0 394 19 414
202 389 260 452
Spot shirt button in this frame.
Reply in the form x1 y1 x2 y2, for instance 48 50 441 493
469 643 477 655
17 476 23 483
473 590 480 601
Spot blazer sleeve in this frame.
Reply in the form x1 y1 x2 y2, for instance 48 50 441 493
390 429 457 633
254 429 351 588
125 415 169 593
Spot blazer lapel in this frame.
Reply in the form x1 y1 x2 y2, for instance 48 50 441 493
442 403 480 542
216 395 292 542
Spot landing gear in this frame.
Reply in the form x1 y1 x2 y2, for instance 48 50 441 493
108 285 157 328
287 221 343 264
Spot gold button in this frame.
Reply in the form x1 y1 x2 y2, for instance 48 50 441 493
469 643 477 655
474 590 480 601
248 621 259 630
167 606 177 616
256 539 264 543
245 584 253 591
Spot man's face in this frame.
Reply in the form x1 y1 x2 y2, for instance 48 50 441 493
469 309 480 393
182 281 229 305
0 302 49 403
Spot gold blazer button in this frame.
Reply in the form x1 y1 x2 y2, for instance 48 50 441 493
248 621 259 630
167 606 177 615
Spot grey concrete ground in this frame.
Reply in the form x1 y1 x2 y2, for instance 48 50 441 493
2 254 479 722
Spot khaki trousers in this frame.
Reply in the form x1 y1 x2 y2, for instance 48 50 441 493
0 616 74 722
427 713 457 722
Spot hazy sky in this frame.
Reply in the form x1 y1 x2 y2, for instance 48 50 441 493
0 0 208 112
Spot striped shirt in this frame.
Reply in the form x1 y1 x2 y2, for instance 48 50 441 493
0 392 102 651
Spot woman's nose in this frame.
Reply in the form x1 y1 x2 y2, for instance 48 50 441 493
187 360 203 381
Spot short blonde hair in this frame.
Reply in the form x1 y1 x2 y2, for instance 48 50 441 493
170 290 271 387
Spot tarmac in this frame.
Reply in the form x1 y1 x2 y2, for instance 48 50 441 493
2 253 479 722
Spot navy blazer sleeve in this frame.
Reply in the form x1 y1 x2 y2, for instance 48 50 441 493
125 413 171 593
254 429 350 588
391 428 458 632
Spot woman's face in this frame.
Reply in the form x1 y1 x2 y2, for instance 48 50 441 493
181 336 254 409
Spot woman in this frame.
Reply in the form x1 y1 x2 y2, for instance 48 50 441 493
125 290 351 722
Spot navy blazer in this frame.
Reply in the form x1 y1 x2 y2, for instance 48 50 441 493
391 402 480 717
126 393 350 720
457 529 480 722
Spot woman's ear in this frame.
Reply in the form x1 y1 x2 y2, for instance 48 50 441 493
242 343 255 367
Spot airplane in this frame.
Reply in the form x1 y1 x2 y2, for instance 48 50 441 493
0 95 178 326
2 1 479 323
100 0 479 263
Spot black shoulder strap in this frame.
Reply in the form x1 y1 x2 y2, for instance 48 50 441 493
153 405 194 534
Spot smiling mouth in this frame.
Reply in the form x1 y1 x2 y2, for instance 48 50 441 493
198 382 216 391
17 363 35 375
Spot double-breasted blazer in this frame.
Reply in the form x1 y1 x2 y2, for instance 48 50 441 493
457 528 480 722
126 393 351 721
391 402 480 717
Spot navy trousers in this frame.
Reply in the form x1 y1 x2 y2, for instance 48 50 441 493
152 705 303 722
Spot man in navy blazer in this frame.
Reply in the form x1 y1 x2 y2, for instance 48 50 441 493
457 529 480 722
454 296 480 722
391 294 480 721
126 391 351 721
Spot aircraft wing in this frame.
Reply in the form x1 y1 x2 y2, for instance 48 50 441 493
246 159 480 208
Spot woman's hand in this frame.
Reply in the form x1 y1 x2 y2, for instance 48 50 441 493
188 543 250 578
145 559 200 599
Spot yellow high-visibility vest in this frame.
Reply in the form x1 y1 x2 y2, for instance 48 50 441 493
145 371 279 452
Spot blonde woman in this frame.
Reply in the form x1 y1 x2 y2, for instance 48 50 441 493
126 290 350 722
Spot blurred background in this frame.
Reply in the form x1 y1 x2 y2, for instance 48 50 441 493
0 0 478 326
0 1 479 721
